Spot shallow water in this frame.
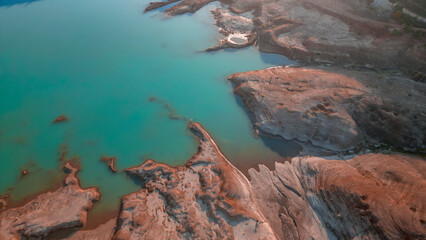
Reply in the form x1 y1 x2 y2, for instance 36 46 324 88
0 0 299 218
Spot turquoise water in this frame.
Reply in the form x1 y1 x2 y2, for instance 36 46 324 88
0 0 299 218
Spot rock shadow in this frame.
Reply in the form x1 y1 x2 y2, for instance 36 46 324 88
233 94 302 158
259 52 295 66
0 0 41 8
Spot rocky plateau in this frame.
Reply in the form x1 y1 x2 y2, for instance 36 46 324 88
229 66 426 153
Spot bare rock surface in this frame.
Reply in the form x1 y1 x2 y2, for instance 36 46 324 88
1 125 424 240
252 0 424 71
229 66 426 152
113 123 276 240
212 9 254 35
205 9 256 50
0 162 100 239
250 153 426 239
145 0 425 72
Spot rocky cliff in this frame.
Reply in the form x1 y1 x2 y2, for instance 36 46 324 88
229 66 426 153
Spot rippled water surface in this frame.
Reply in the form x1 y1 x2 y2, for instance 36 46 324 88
0 0 299 218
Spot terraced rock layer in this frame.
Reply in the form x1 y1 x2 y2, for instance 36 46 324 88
250 153 426 239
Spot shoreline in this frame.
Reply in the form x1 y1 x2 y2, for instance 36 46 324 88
0 0 425 238
148 0 425 72
0 123 299 231
1 122 425 238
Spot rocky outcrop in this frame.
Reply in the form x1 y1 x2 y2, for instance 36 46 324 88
20 169 29 178
153 0 216 16
250 153 426 239
229 66 426 152
205 9 256 51
101 156 118 173
0 162 100 239
145 0 426 72
52 115 68 123
113 123 276 239
144 0 180 12
253 0 424 72
1 124 424 240
212 9 254 35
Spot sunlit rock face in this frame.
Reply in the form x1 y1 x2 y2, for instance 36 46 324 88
229 66 426 152
0 162 100 239
113 123 276 240
250 153 426 240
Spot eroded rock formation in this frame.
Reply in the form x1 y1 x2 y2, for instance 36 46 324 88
101 156 118 173
0 162 100 239
1 124 425 239
113 123 276 239
145 0 426 72
250 153 426 239
229 66 426 152
0 0 424 237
